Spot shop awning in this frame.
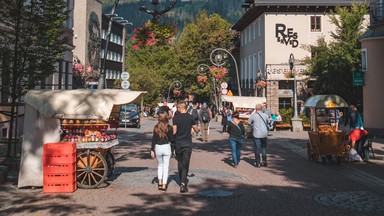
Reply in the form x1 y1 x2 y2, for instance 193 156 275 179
222 95 266 108
304 95 348 108
24 89 146 120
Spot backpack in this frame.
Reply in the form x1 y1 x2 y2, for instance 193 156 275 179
201 108 210 123
192 109 199 121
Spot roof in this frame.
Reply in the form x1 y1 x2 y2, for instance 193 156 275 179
360 29 384 40
24 89 146 120
222 95 266 108
232 0 365 31
304 95 348 108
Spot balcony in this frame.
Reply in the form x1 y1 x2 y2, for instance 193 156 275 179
370 0 384 29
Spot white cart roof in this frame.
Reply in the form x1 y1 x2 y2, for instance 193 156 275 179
222 95 266 108
304 95 348 108
24 89 146 120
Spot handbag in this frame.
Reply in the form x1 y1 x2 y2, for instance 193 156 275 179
256 112 270 131
231 120 244 138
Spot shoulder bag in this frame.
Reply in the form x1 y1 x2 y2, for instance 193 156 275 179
256 112 270 131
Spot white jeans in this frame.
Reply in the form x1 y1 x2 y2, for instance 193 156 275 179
155 144 171 184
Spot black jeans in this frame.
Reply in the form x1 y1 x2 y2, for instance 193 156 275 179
175 145 192 185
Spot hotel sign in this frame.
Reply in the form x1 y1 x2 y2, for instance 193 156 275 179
276 24 299 48
278 89 293 97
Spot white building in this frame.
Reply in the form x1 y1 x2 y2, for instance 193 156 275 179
232 0 366 113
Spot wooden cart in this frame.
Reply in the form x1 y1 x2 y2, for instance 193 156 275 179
304 95 349 164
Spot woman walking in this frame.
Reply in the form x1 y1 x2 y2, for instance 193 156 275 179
221 106 228 133
150 111 175 191
227 111 245 168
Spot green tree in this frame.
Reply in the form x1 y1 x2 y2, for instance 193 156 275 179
0 0 70 158
304 2 369 105
175 10 233 104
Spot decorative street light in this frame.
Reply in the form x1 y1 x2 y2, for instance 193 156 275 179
197 64 219 111
167 80 182 102
289 53 303 132
210 48 242 96
139 0 178 22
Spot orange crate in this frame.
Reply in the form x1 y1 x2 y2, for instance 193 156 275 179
43 142 76 155
43 152 76 164
43 181 77 193
43 162 76 174
44 172 76 184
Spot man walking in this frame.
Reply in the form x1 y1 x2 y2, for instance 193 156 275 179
173 102 200 193
248 104 270 168
199 102 211 143
159 101 171 117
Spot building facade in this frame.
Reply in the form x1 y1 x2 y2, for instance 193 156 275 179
360 0 384 136
72 0 103 88
232 0 365 113
101 14 126 89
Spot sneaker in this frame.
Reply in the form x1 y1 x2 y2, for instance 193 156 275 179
262 162 268 167
180 185 188 193
233 164 238 168
256 163 261 168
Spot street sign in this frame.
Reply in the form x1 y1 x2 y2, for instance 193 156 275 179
86 66 92 73
121 80 130 89
221 88 228 95
227 90 233 96
121 71 130 80
353 71 364 86
221 82 228 89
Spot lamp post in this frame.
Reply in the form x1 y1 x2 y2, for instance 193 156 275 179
210 48 242 96
289 53 303 132
167 81 182 102
197 64 219 111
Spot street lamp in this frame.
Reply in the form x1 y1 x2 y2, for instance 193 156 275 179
197 64 219 111
289 53 303 132
167 81 182 102
210 48 242 96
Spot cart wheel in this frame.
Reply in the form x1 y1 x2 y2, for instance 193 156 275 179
321 156 326 165
76 150 108 189
307 142 313 160
106 150 115 179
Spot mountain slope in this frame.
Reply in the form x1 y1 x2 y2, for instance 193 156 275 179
102 0 243 32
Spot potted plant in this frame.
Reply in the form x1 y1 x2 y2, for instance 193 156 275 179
284 70 295 79
256 81 267 88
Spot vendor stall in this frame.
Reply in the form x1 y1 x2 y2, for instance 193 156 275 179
304 95 349 164
18 89 146 188
221 95 266 124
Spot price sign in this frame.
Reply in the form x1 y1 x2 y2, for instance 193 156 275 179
221 82 228 89
221 88 228 95
121 80 130 89
121 71 130 80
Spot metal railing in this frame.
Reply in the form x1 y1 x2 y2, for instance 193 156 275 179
370 0 384 27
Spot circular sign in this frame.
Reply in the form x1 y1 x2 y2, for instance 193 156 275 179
86 66 92 73
121 72 130 80
221 88 228 95
221 82 228 89
121 80 130 89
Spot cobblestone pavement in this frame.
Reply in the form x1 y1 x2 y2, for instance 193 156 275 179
1 118 384 216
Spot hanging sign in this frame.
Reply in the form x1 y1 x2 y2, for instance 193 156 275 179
353 71 364 86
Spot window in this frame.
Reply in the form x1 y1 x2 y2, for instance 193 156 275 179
241 31 244 46
245 29 247 45
279 98 292 109
310 16 321 32
258 52 263 71
248 56 252 87
101 49 104 58
258 19 261 37
253 22 256 39
249 26 252 42
244 58 248 81
362 48 367 71
253 54 257 81
241 60 244 83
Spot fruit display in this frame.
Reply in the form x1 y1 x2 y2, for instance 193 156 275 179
61 119 117 143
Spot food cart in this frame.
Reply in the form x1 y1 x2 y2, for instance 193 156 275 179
222 96 267 137
18 89 146 189
304 95 349 164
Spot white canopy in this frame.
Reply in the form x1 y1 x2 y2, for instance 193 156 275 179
24 89 146 120
222 95 267 108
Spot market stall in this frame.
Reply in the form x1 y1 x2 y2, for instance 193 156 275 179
304 95 349 164
221 95 266 124
18 89 146 188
